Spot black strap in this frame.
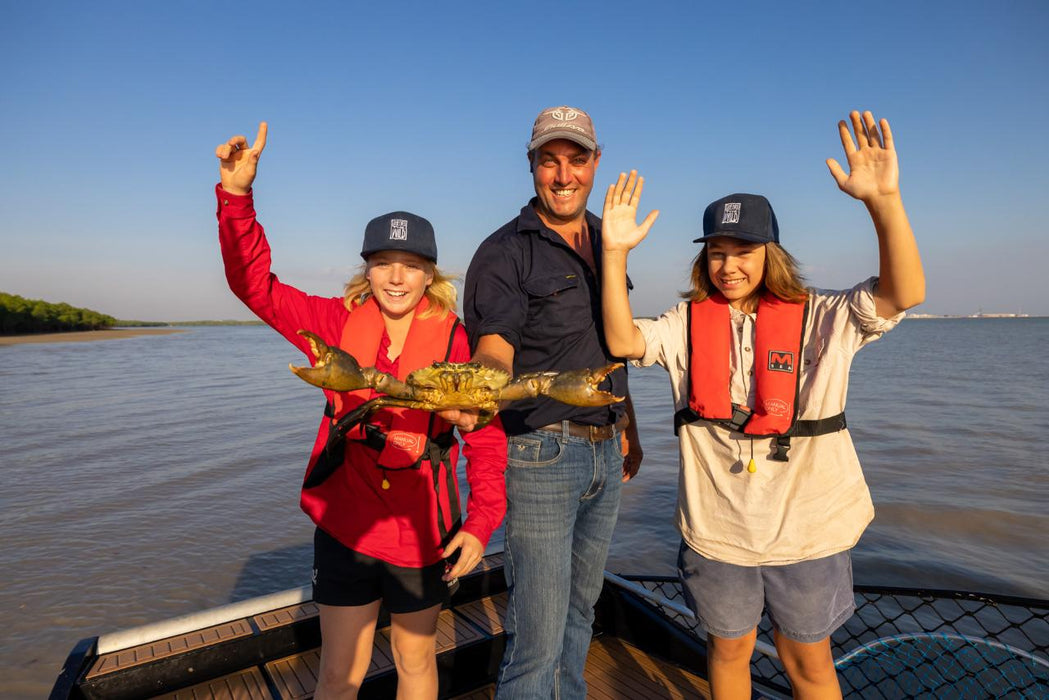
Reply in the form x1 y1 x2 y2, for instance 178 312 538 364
341 420 461 553
426 431 461 556
673 408 847 463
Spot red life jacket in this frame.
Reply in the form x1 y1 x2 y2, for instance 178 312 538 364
685 292 806 436
300 296 461 537
674 292 846 461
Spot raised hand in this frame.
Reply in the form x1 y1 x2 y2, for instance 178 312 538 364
602 170 659 252
826 111 899 203
216 122 268 196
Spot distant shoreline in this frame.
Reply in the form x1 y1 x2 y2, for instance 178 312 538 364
905 314 1044 320
0 328 185 346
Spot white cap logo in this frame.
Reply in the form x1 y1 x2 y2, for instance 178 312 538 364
390 219 408 240
550 108 579 122
722 203 741 224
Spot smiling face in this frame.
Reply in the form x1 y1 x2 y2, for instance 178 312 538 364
365 250 434 320
530 139 601 228
706 237 768 312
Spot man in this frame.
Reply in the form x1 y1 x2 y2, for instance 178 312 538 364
461 106 643 698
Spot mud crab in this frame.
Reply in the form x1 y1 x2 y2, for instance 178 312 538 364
290 330 623 425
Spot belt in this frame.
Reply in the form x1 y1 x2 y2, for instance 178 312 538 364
535 414 630 442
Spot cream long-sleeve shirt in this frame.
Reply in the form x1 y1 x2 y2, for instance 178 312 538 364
634 278 903 566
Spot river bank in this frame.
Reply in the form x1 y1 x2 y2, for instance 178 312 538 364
0 328 184 346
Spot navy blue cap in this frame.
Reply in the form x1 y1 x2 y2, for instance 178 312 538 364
361 211 438 262
693 193 779 245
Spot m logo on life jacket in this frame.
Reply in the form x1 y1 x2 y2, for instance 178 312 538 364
768 350 795 373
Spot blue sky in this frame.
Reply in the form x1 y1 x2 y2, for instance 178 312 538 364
2 0 1047 320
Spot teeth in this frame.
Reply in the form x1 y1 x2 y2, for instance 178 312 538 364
554 189 574 197
386 291 408 297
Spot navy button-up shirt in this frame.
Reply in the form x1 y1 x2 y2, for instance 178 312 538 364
464 199 630 435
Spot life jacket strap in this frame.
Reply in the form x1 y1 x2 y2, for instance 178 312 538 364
336 414 462 551
673 408 847 463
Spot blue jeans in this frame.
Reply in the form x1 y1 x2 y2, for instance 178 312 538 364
495 426 624 699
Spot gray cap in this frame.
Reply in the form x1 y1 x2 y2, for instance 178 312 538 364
360 211 437 262
527 105 597 152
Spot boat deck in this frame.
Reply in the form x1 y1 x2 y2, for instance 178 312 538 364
131 593 710 699
73 554 711 699
451 636 711 699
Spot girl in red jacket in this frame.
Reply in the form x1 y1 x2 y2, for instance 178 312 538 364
215 122 506 699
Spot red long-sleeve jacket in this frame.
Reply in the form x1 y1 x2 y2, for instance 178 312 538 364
216 185 506 567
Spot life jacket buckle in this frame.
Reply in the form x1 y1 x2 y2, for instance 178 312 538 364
771 435 791 462
728 404 752 432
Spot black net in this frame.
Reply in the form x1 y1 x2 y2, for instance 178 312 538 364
619 576 1049 699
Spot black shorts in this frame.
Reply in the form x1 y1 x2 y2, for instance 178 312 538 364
312 528 448 613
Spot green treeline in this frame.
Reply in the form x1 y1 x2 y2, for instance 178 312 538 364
1 292 116 335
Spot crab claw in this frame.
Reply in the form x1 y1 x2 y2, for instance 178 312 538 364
542 362 625 406
289 330 373 392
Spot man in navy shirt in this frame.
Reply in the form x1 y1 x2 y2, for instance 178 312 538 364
461 106 643 698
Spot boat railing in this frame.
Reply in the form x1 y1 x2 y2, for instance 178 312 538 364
94 585 313 654
611 572 1049 699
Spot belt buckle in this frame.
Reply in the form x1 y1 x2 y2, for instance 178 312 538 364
588 424 599 441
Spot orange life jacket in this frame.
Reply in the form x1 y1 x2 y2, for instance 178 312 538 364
674 292 846 461
329 296 458 471
300 296 461 538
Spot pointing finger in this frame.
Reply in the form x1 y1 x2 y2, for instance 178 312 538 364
252 121 268 154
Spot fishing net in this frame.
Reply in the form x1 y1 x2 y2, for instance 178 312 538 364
620 576 1049 699
835 632 1049 698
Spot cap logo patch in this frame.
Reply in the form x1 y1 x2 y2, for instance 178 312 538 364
722 202 741 224
389 219 408 241
550 108 579 121
768 350 794 373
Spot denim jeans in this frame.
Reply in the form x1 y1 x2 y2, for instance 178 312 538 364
495 425 624 699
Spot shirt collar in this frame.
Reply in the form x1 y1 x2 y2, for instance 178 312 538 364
515 197 602 239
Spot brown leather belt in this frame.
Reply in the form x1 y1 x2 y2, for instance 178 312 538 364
535 414 630 442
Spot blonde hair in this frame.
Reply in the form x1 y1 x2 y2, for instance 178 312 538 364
343 262 458 319
681 242 808 304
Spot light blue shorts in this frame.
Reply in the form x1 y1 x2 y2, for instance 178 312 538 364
677 540 855 643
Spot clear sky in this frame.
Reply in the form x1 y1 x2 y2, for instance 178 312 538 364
2 0 1047 321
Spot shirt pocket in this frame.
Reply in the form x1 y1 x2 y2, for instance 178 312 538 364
522 272 591 335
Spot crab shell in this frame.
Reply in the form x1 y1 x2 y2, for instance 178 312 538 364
289 330 624 412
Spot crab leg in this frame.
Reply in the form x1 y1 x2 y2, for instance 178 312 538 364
501 363 625 406
289 330 413 396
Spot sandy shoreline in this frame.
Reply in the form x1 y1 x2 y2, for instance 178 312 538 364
0 328 185 346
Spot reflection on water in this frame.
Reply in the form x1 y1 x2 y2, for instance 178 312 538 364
1 319 1047 696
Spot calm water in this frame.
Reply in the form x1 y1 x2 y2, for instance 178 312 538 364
1 319 1047 696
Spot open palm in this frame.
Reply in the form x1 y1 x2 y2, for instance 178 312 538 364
602 170 659 252
827 111 899 202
